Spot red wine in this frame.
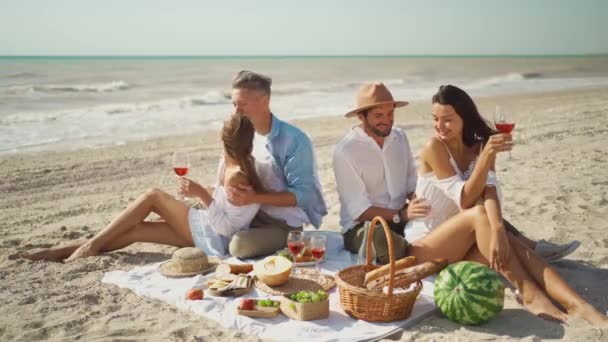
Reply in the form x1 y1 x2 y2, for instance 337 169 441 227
311 248 325 260
173 167 189 176
495 122 515 134
287 242 304 255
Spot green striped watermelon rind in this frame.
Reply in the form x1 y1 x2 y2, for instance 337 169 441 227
434 261 505 325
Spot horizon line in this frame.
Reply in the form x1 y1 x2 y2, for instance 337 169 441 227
1 53 608 59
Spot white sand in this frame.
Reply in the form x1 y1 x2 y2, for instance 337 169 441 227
1 87 608 341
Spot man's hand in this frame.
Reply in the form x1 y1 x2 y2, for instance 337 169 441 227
226 184 257 206
404 198 431 220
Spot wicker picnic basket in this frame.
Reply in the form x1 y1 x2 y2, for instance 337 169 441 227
335 216 422 322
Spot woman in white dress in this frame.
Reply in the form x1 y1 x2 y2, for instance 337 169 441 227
23 114 262 261
404 85 607 326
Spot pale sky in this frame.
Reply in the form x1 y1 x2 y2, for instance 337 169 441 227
0 0 606 56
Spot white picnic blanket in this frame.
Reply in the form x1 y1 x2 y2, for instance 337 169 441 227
102 249 438 342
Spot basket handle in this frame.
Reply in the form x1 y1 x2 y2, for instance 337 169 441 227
366 216 396 300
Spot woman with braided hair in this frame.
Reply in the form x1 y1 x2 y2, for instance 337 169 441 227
24 114 262 261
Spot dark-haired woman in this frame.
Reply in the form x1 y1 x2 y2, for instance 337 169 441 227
23 114 262 261
403 85 607 326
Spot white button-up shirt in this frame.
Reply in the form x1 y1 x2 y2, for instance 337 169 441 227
333 126 417 233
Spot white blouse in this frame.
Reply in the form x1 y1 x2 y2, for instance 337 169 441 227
188 185 260 256
404 142 501 243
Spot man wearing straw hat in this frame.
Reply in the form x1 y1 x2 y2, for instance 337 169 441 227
334 83 579 264
333 82 429 264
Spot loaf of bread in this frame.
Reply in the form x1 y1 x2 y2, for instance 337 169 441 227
362 256 417 287
365 259 448 290
216 263 254 275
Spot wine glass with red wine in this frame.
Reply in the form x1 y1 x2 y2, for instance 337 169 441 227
172 151 190 200
310 234 327 273
287 231 304 275
494 105 515 160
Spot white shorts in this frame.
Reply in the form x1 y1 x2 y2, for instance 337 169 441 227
188 208 229 256
403 220 432 244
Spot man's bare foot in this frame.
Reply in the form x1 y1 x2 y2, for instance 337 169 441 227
22 241 85 262
568 302 608 327
65 243 98 262
522 293 568 323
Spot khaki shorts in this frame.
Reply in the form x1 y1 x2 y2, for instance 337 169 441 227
228 210 303 258
343 220 408 265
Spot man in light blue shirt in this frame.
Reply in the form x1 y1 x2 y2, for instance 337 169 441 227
226 70 327 257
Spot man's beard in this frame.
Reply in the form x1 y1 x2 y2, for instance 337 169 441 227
364 120 392 137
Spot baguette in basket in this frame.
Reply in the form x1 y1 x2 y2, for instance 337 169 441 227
365 258 448 290
362 256 417 287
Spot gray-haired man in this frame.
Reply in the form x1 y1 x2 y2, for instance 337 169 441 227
225 70 327 258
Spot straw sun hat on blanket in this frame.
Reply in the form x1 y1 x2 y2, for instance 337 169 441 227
159 247 220 278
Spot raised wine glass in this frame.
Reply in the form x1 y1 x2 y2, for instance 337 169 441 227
172 151 190 200
494 105 515 160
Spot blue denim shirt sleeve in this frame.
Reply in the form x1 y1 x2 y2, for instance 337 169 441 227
268 115 327 228
283 130 316 207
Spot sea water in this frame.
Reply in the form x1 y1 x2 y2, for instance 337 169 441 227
1 56 608 154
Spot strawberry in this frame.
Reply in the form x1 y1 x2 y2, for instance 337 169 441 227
239 298 255 311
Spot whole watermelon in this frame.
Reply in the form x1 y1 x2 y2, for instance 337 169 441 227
434 261 504 325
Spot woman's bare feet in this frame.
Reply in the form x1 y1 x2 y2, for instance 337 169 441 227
567 302 608 327
21 241 85 262
522 293 569 323
65 242 99 262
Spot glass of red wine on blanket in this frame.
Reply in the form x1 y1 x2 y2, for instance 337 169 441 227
172 151 190 200
494 105 515 160
287 231 304 275
310 234 327 273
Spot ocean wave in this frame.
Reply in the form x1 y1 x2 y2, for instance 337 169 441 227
104 91 231 116
465 72 543 89
6 81 132 94
184 90 231 106
0 92 229 125
0 111 61 125
5 72 40 79
272 78 412 97
273 81 356 96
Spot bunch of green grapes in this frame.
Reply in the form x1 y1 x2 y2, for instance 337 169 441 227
289 290 328 303
257 299 280 307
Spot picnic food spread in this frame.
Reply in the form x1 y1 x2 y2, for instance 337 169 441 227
174 220 482 325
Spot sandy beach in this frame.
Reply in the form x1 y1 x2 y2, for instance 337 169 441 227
1 87 608 341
